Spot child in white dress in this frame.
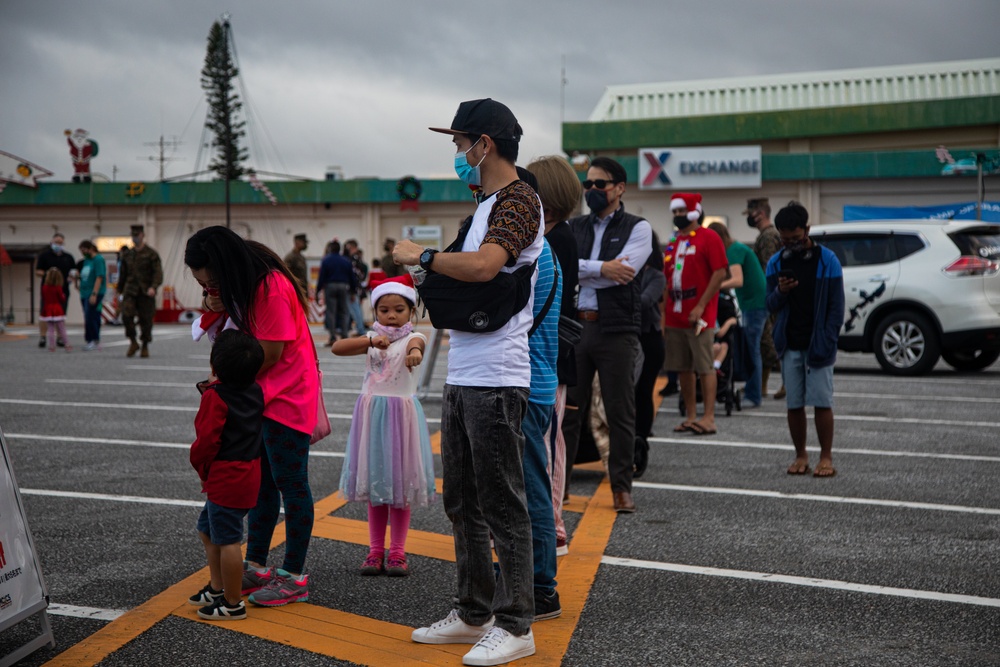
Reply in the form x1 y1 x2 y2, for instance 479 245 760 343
332 277 434 576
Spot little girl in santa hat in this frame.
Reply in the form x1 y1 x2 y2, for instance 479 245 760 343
332 275 434 576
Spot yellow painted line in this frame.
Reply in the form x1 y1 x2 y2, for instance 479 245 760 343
312 515 458 562
430 430 440 455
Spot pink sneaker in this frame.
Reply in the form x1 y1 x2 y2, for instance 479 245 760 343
386 554 408 577
360 551 385 576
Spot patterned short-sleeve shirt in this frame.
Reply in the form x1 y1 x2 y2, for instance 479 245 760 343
482 180 541 265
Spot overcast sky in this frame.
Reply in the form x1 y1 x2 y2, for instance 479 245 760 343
2 0 997 184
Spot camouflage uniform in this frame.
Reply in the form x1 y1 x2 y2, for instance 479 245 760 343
119 245 163 344
753 226 782 373
283 249 309 291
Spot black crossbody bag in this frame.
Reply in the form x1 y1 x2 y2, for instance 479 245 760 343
417 216 536 333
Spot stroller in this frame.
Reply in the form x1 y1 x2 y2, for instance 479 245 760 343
678 291 750 417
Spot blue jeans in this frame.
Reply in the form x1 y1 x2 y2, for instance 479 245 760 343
522 401 556 596
347 296 367 335
741 308 767 406
440 384 534 636
81 297 103 343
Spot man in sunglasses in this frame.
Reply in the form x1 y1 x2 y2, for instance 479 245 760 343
562 156 652 513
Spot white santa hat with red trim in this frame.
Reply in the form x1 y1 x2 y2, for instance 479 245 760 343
670 192 704 222
371 274 417 306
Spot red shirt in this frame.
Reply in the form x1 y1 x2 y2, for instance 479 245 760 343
662 227 729 330
40 285 66 318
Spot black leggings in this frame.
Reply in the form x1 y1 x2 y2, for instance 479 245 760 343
635 329 666 439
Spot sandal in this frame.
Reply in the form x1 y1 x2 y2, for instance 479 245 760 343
813 462 837 478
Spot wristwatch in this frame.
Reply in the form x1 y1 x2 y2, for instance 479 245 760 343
419 248 438 272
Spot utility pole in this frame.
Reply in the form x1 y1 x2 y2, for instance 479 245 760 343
138 136 183 181
560 55 567 126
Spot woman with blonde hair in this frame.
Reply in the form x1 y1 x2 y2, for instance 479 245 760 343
526 155 580 557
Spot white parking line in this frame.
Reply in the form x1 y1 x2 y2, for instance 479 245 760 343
6 433 346 457
0 399 441 424
631 481 1000 515
601 557 1000 608
47 603 126 621
835 392 1000 404
657 408 1000 430
20 488 204 507
45 379 364 395
833 373 1000 387
648 436 1000 463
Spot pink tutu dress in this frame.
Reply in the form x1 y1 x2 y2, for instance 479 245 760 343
339 331 435 508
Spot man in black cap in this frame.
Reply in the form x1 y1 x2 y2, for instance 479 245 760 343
284 233 310 291
117 225 162 357
396 98 541 666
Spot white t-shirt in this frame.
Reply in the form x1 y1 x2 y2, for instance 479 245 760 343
446 182 544 388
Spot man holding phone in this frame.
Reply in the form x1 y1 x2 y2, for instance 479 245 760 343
765 202 845 478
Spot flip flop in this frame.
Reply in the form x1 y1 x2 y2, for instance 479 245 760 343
689 423 717 436
673 422 696 433
813 464 837 478
787 462 811 475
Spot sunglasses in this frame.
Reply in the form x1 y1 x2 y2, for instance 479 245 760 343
582 179 617 190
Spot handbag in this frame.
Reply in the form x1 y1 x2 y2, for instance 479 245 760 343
310 367 331 444
558 314 583 347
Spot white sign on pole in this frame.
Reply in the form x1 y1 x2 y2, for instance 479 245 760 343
638 146 762 190
402 225 443 250
0 426 54 666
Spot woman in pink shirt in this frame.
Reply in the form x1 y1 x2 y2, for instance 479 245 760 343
185 226 319 607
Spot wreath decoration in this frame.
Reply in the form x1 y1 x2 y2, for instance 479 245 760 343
397 176 422 201
397 175 422 211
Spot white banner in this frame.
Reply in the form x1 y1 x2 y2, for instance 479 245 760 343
638 146 762 190
402 225 443 250
0 429 47 628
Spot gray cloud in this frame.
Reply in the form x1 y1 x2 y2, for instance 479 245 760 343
1 0 996 183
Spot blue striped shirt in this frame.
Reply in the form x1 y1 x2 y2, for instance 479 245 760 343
529 240 561 406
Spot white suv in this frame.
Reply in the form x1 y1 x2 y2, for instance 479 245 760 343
808 220 1000 375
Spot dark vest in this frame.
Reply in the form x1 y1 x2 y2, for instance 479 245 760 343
568 206 644 334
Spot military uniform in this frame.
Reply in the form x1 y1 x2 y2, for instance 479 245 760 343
283 249 309 290
119 244 163 349
753 226 783 389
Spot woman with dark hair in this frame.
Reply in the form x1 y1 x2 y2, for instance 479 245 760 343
633 232 666 475
185 225 318 607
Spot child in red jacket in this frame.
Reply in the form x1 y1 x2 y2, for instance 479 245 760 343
188 329 265 621
40 267 71 352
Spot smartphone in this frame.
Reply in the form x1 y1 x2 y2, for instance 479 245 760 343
777 269 796 280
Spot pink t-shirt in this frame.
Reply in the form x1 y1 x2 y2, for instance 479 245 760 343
250 271 318 434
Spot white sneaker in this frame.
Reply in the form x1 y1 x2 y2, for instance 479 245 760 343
462 627 535 666
412 609 494 645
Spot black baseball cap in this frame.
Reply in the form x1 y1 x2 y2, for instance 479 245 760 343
430 98 522 142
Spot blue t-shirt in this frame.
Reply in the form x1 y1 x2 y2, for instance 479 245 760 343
528 240 561 406
79 254 107 297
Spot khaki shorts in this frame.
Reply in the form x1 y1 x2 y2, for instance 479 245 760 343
664 326 716 375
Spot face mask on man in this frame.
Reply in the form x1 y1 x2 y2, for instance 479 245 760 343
51 243 63 253
585 189 610 214
747 214 758 228
673 215 694 229
454 138 484 187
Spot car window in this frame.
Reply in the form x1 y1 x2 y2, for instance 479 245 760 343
893 233 926 260
948 226 1000 260
813 234 896 267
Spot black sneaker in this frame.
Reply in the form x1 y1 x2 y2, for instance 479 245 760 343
534 589 562 621
187 583 224 607
56 338 66 348
38 337 46 348
197 598 247 621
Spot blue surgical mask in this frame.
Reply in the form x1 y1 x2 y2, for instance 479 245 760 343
454 139 484 187
51 243 63 253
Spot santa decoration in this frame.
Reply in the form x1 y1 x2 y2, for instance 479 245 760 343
65 128 99 183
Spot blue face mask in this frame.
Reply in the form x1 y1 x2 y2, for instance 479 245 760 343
454 138 484 187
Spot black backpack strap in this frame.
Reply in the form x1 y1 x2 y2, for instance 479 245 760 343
528 259 559 338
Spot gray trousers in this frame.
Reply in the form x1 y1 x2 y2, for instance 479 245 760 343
440 384 534 636
562 321 640 494
323 282 350 337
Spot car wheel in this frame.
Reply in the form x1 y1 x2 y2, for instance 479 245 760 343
873 311 941 376
941 348 1000 372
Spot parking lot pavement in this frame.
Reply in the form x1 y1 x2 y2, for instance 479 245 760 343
1 324 998 666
